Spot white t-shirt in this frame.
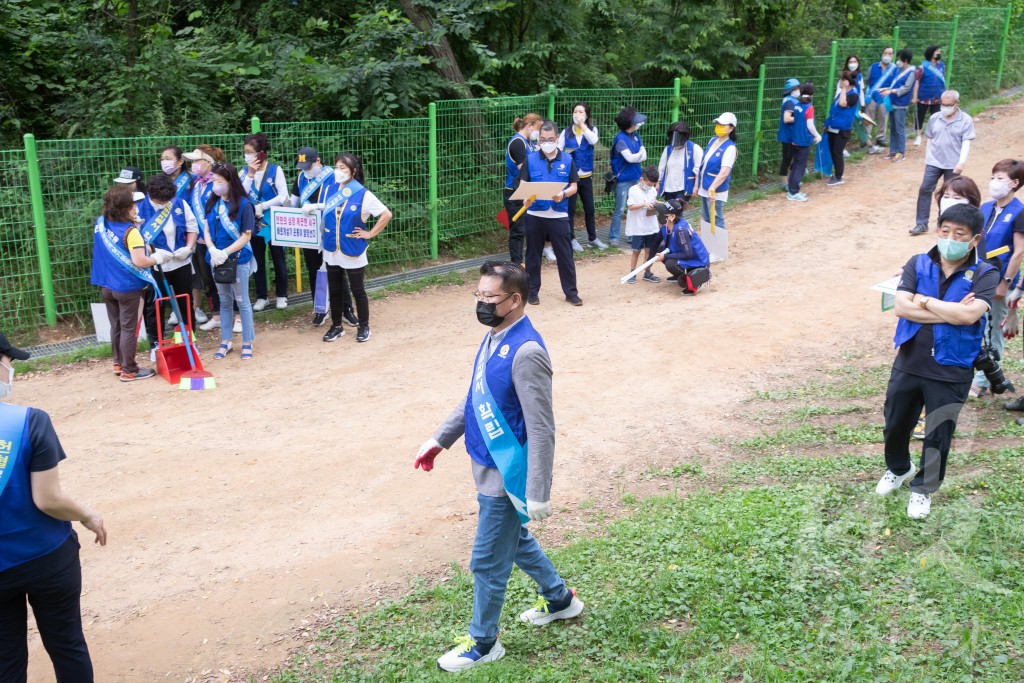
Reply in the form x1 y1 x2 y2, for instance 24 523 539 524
148 198 199 272
658 143 704 194
696 143 737 202
240 165 289 211
322 189 388 269
625 183 660 236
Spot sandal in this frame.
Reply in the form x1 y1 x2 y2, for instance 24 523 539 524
968 385 988 399
214 341 233 360
241 343 253 361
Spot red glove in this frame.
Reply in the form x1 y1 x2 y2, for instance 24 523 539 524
414 438 442 472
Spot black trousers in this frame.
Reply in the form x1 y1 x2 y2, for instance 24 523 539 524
524 214 578 298
251 235 289 299
503 188 526 263
141 284 159 349
302 248 322 295
154 265 195 332
883 368 971 494
915 102 941 132
787 144 811 194
779 142 796 177
326 265 359 325
194 244 218 311
827 129 852 179
0 535 93 683
567 175 597 241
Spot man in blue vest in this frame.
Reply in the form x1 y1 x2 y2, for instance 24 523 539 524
876 204 998 519
413 261 583 671
516 120 583 306
777 78 801 188
0 332 108 681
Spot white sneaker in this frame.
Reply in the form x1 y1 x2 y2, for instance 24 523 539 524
543 245 557 262
149 348 157 362
570 238 584 253
875 465 918 496
588 238 608 250
233 317 242 334
199 317 220 331
519 589 584 626
253 298 268 312
166 312 178 326
842 149 850 158
914 134 922 146
907 492 931 519
436 637 505 672
276 297 288 310
193 308 208 323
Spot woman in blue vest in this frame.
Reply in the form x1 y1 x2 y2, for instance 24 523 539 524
786 83 822 202
878 48 917 163
558 103 605 250
239 133 290 313
203 163 257 360
503 113 544 263
656 210 711 294
138 173 199 335
0 332 108 682
840 55 869 151
866 47 895 150
824 70 860 186
90 184 170 381
311 153 392 343
697 112 737 234
608 107 648 244
160 146 195 200
657 121 702 213
878 203 998 519
913 45 946 147
184 145 227 332
777 78 801 186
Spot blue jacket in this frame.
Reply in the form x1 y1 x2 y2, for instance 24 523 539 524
90 219 149 292
204 198 254 265
826 88 859 131
890 67 916 108
660 219 710 268
980 197 1023 284
321 180 369 257
138 197 189 252
610 131 643 182
918 61 946 101
561 127 595 175
700 137 735 194
791 102 814 147
526 150 573 213
778 95 799 143
505 133 533 189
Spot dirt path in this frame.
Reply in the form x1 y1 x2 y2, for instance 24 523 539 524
16 100 1024 682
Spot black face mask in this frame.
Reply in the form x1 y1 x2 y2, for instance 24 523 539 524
476 295 512 327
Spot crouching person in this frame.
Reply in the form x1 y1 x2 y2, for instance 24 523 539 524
657 207 711 294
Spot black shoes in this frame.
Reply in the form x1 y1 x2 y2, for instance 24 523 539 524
312 312 327 326
342 309 358 327
528 294 540 305
356 325 372 342
323 326 345 342
565 295 583 306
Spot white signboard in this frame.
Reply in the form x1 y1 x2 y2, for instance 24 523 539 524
269 207 321 250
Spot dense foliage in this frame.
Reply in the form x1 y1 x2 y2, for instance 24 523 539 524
0 0 1018 146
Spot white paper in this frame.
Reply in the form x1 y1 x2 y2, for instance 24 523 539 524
870 276 900 295
509 181 567 202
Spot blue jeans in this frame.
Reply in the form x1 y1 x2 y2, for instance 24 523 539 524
468 494 567 643
701 196 726 230
889 107 908 154
916 165 954 227
608 179 637 242
216 258 255 343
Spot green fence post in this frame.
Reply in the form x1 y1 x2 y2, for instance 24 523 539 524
893 26 900 50
996 3 1013 90
827 40 838 100
947 15 959 86
547 84 556 121
671 77 681 123
428 102 439 260
250 116 261 134
23 134 57 327
752 64 766 179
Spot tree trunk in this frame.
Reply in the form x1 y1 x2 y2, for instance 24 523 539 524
397 0 472 99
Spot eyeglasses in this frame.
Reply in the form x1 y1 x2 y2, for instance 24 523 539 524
473 291 511 304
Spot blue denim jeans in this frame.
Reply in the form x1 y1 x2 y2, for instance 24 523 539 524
889 107 908 154
608 179 637 242
700 196 726 230
216 258 255 343
468 494 567 643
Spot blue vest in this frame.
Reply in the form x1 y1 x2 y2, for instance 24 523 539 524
700 138 735 193
658 141 697 195
205 198 254 265
890 67 916 107
463 318 547 469
826 88 859 131
505 133 533 189
561 127 595 175
297 171 330 204
610 131 643 182
868 61 886 87
173 171 196 199
790 103 814 147
918 61 946 101
0 405 72 572
138 197 188 252
778 95 799 143
526 150 572 213
980 197 1023 283
321 180 369 257
893 253 992 368
90 219 148 292
660 219 710 268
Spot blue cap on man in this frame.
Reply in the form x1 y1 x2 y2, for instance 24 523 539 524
783 78 801 92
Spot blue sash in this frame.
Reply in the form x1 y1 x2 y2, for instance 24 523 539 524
323 178 364 214
868 64 897 103
300 167 333 205
0 404 28 499
921 61 946 89
95 217 157 287
190 182 210 234
470 336 530 524
215 200 254 258
173 172 191 198
241 167 271 239
139 203 174 245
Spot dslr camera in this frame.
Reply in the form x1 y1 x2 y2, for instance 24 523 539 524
974 338 1015 394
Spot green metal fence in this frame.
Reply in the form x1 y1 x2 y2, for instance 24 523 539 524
2 4 1022 341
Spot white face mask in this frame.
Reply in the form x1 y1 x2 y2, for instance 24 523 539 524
940 105 956 117
791 89 800 98
990 179 1012 200
939 196 968 214
244 153 258 165
334 169 351 184
882 55 892 64
0 362 12 399
848 61 859 71
539 141 557 154
303 167 318 179
574 113 586 124
161 159 178 174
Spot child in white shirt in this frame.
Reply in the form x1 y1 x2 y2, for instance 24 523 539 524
624 165 662 283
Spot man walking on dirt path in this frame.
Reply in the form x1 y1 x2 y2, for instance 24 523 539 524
413 260 583 672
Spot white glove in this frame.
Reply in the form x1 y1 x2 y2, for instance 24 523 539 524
527 499 551 522
150 249 173 265
254 203 264 219
1002 307 1020 340
1007 287 1023 310
301 202 323 215
173 246 193 261
209 248 228 267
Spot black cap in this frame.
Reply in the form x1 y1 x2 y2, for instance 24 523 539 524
114 166 143 184
0 332 30 361
295 147 319 171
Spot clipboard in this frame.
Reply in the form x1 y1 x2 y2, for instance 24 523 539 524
870 276 900 312
509 181 567 202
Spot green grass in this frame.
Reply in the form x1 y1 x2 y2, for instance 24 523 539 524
645 462 705 479
13 341 145 373
752 365 890 402
737 423 885 454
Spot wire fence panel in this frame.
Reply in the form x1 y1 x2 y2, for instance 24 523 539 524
434 94 547 242
260 118 432 271
681 79 761 186
759 56 832 176
1005 19 1024 89
553 88 675 213
0 149 43 336
35 133 248 321
955 8 1008 99
834 38 894 82
896 20 955 65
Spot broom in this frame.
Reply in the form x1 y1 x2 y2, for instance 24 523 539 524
155 263 216 391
